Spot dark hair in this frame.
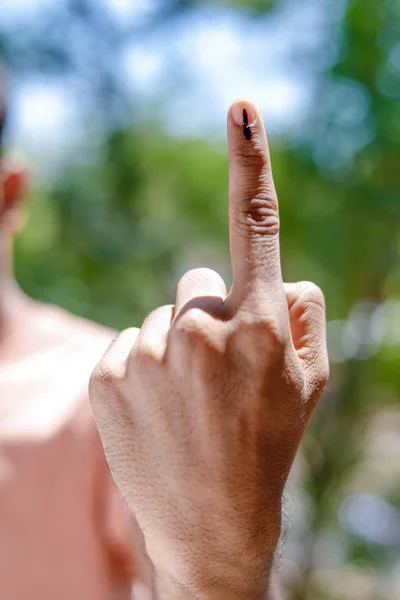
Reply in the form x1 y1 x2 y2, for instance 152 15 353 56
0 64 6 153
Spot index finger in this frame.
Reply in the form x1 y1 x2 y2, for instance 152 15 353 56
227 98 284 310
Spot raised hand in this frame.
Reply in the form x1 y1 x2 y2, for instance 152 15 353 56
90 99 329 600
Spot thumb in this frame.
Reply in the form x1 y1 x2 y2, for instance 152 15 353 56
284 282 329 391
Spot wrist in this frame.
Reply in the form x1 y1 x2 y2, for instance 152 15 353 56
147 501 282 599
152 551 278 600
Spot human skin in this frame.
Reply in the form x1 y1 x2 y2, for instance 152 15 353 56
0 155 145 598
90 98 329 599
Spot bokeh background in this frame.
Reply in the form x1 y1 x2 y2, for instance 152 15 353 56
1 0 400 598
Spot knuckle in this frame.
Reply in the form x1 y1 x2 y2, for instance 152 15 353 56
308 358 330 401
134 341 162 368
233 137 280 238
245 208 280 237
89 359 123 397
172 308 214 347
176 269 227 308
238 189 280 237
178 267 222 286
297 281 326 312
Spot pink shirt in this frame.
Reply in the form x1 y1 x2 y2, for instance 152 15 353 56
0 305 137 599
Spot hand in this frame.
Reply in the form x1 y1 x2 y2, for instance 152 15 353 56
90 99 329 600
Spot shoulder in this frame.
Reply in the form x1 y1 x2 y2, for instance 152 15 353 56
47 308 117 439
32 303 117 361
23 304 118 427
0 304 119 440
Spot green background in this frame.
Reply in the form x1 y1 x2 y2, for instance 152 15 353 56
1 1 400 598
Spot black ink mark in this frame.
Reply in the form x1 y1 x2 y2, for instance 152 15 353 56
243 108 252 141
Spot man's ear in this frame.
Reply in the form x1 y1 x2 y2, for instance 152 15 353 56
0 157 30 232
1 157 30 211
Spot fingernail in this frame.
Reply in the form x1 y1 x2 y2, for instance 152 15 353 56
231 99 257 128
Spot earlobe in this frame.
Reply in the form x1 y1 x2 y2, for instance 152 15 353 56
2 167 28 210
0 159 30 232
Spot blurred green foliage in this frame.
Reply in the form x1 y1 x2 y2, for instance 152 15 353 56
2 0 400 598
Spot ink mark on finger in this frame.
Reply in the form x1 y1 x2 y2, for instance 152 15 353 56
243 109 252 141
